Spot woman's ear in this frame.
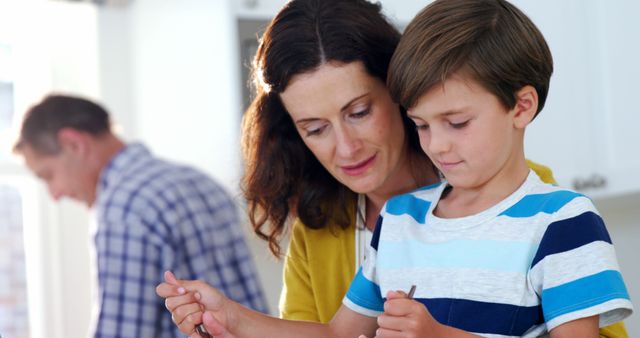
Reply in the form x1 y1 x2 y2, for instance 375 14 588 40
511 85 538 129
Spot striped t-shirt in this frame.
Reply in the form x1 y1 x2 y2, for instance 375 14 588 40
343 171 632 337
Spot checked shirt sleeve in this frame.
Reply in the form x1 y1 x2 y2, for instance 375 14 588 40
93 209 171 338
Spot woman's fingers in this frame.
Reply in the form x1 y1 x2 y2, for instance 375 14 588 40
177 280 225 311
202 311 235 338
173 301 202 325
156 282 186 298
172 302 204 334
165 270 179 285
165 292 199 312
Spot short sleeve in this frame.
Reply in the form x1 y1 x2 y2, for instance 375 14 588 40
343 215 384 317
528 197 633 330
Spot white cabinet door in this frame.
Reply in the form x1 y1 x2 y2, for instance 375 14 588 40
519 0 604 190
233 0 288 20
592 1 640 198
521 0 640 199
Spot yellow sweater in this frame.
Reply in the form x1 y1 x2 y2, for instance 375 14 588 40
279 161 628 337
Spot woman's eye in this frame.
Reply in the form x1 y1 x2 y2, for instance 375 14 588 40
349 108 370 119
305 125 327 136
450 120 469 129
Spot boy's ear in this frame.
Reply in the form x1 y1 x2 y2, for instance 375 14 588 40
57 128 90 157
511 85 538 129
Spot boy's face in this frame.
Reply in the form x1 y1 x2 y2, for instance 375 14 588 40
407 74 526 190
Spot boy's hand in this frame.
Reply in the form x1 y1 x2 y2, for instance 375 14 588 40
156 271 238 338
374 290 443 338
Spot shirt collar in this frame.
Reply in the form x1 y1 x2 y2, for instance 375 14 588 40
98 142 151 194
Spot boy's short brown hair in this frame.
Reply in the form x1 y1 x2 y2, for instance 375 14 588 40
388 0 553 117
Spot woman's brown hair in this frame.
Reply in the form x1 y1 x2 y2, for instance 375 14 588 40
242 0 430 256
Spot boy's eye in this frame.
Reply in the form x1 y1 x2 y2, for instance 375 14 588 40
415 123 429 131
450 120 469 129
409 118 429 131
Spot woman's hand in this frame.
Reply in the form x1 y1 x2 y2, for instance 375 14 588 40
156 271 237 338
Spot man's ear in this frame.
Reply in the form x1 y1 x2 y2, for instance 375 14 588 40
511 85 538 129
57 128 89 156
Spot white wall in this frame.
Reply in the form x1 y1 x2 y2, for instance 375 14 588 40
128 0 243 193
97 6 135 140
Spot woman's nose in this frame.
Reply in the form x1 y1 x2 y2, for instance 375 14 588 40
335 127 361 158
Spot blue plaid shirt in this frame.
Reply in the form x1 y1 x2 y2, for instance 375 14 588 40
92 143 267 338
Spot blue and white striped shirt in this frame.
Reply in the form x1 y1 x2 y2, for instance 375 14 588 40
92 143 267 338
344 170 632 337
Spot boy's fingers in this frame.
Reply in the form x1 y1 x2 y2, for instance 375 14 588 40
373 327 405 338
386 290 407 299
377 313 409 331
383 297 416 316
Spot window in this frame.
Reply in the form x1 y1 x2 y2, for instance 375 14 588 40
0 184 30 338
1 45 28 336
0 42 30 338
0 43 15 163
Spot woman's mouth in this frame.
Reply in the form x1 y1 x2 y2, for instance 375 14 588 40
341 155 377 176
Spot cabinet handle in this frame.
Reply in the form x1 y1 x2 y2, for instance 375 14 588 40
243 0 258 9
572 174 607 191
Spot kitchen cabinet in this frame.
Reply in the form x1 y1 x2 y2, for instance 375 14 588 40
232 0 434 23
233 0 286 19
519 0 640 199
592 1 640 199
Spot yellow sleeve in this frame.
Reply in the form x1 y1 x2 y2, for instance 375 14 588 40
599 322 629 338
527 160 629 338
279 219 319 321
526 159 556 184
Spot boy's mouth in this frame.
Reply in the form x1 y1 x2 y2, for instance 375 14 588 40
437 160 463 171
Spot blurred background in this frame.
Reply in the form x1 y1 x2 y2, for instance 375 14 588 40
0 0 638 337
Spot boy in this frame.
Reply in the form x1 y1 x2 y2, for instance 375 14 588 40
157 0 632 337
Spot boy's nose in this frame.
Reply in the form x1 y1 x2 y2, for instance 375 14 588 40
427 129 451 154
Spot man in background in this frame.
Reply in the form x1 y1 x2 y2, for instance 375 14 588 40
13 94 267 337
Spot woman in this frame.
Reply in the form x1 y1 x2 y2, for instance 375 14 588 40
183 0 629 336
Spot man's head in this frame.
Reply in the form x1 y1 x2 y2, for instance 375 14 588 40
388 0 553 116
13 94 117 206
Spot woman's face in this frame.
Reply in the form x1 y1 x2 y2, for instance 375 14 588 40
280 61 408 195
